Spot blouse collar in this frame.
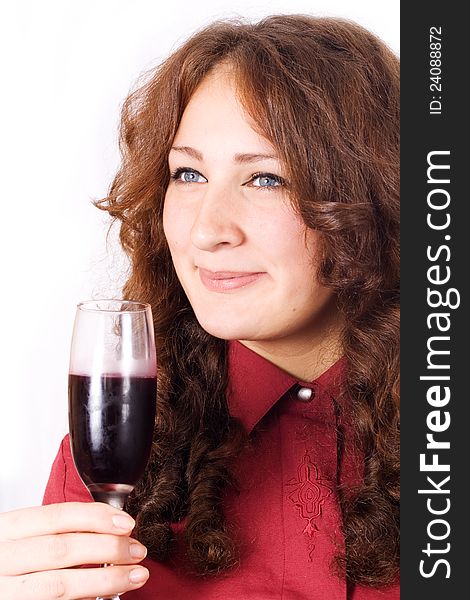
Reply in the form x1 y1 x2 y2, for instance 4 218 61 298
226 340 347 434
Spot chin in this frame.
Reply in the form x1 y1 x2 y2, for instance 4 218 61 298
193 312 260 341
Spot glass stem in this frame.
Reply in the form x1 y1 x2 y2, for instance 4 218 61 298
95 492 129 600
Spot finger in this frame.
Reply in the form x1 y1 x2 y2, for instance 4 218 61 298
1 533 147 576
0 503 135 541
0 565 149 600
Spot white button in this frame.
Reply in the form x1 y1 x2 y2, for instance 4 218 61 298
297 387 314 402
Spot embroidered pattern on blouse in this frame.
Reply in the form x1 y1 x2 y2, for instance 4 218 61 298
286 450 333 560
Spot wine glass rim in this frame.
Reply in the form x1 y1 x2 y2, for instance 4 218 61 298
77 299 151 313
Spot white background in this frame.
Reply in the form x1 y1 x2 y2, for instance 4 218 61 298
0 0 399 512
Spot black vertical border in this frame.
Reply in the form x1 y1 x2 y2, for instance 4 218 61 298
401 3 467 598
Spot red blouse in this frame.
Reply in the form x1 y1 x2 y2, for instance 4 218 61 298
43 340 399 599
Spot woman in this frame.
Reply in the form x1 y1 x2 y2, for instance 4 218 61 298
0 14 399 599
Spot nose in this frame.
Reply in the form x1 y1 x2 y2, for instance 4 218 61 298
190 186 244 251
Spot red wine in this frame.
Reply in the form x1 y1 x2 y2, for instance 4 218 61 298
68 374 156 490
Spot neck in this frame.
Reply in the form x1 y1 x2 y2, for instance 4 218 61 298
239 325 344 382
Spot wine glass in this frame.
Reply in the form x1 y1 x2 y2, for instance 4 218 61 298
68 299 157 600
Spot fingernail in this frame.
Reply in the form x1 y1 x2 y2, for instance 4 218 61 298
112 513 136 530
129 567 149 584
129 542 147 559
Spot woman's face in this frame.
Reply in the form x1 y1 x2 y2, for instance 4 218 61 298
163 66 339 351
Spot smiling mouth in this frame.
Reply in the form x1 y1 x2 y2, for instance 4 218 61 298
198 268 265 292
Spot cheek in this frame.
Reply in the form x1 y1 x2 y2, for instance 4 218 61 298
162 195 186 253
276 229 328 311
162 196 172 243
274 221 322 276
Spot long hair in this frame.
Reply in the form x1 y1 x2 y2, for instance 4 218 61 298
97 15 400 587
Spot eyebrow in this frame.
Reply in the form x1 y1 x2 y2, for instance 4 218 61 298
170 145 279 164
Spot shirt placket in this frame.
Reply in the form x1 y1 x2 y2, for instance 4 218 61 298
279 382 347 600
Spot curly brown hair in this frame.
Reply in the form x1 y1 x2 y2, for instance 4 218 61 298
97 14 400 588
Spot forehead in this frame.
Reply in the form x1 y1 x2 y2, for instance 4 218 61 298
172 66 276 155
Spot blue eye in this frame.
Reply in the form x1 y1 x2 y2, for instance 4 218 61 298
170 168 207 184
251 174 283 188
247 172 286 191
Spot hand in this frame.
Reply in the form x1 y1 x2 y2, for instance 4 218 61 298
0 502 150 600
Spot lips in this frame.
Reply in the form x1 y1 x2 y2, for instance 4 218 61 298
198 268 265 292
